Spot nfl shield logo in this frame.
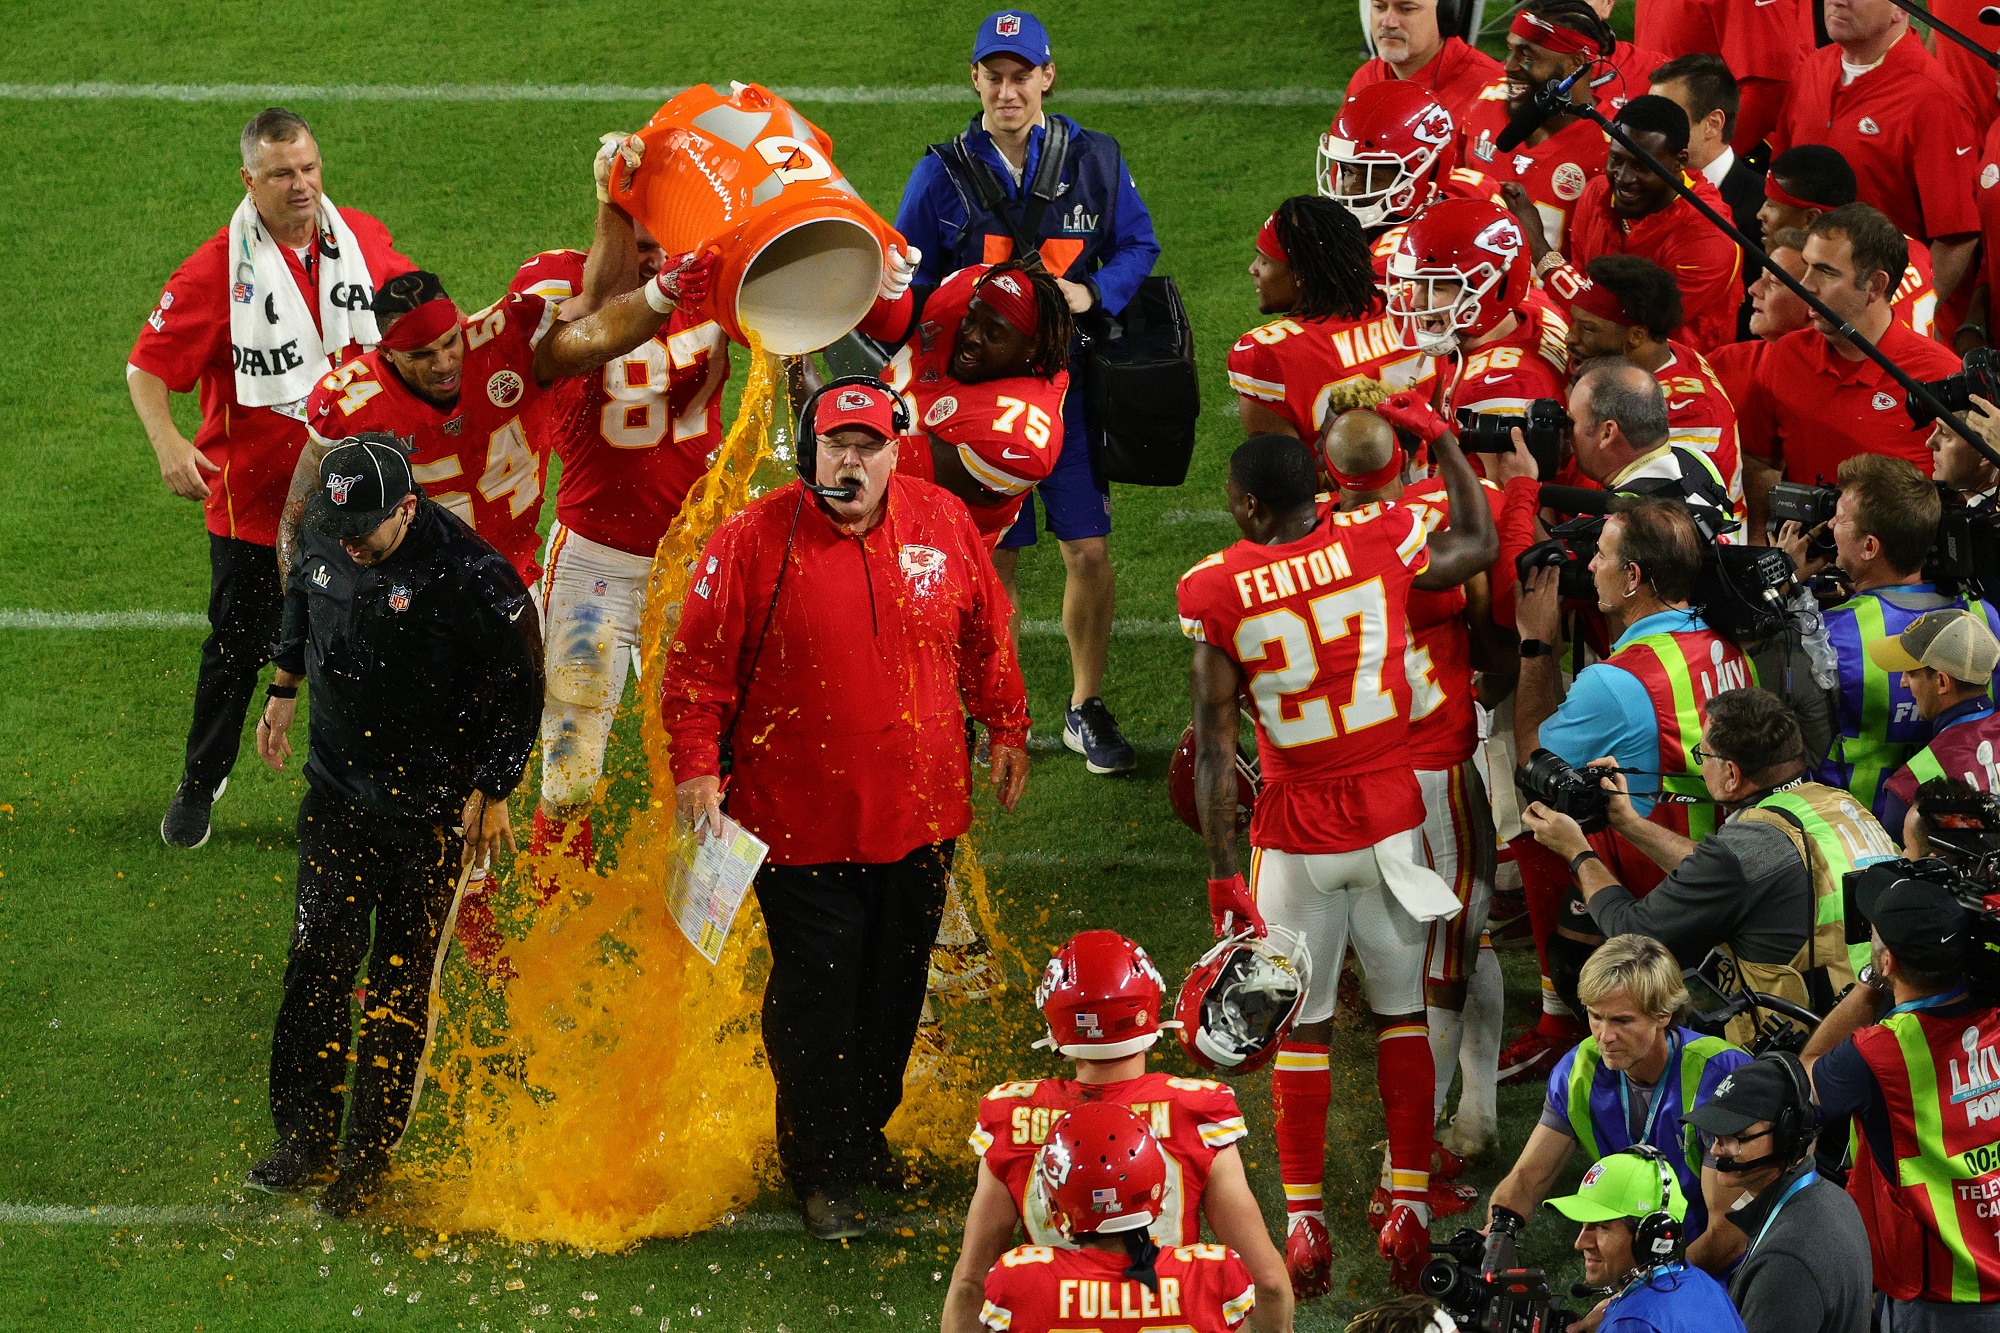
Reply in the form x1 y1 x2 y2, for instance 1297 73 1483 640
388 585 411 613
997 12 1022 34
593 579 608 596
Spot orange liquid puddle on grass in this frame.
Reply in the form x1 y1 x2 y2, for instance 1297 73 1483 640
395 343 1035 1251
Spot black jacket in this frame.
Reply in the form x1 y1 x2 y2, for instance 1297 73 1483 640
275 501 543 824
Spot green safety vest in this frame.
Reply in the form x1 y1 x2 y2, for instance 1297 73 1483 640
1609 626 1756 844
1565 1031 1741 1188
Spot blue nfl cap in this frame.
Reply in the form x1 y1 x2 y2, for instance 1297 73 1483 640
974 10 1052 65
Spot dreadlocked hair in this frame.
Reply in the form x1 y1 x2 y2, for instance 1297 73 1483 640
1525 0 1615 55
1321 377 1394 413
983 257 1074 380
1276 195 1382 322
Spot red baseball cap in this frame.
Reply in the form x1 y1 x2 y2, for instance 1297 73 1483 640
815 383 900 439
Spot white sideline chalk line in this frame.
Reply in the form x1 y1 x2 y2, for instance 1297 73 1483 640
2 608 1184 635
0 82 1339 107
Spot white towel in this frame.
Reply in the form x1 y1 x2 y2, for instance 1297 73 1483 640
226 193 382 415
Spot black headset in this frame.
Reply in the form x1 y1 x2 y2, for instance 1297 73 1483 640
1763 1051 1817 1164
794 375 911 500
1624 1145 1686 1268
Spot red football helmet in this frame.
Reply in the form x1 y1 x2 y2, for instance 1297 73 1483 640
1033 930 1172 1059
1385 198 1531 357
1035 1103 1168 1239
1318 82 1459 228
1173 927 1312 1075
1167 723 1261 836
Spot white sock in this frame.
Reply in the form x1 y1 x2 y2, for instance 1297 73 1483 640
1458 946 1505 1136
1427 1005 1464 1122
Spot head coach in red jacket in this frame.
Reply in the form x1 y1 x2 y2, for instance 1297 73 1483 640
659 379 1030 1239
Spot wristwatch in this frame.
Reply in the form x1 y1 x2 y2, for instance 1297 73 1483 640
1520 638 1556 658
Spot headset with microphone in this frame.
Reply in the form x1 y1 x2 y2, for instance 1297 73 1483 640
1713 1052 1816 1175
794 374 912 502
1622 1145 1687 1273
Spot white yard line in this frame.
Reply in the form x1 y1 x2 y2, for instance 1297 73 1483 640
1016 617 1179 637
0 82 1337 106
0 609 207 630
0 1201 949 1235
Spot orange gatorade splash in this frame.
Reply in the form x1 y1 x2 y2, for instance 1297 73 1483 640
397 342 1033 1250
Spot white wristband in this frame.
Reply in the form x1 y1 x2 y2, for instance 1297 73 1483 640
643 278 676 315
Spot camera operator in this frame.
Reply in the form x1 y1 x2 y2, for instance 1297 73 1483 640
1926 395 2000 511
1685 1054 1873 1333
1489 935 1749 1250
1543 1148 1748 1333
1523 688 1892 1038
1781 455 2000 821
1564 357 1734 529
1803 868 2000 1326
1874 610 2000 849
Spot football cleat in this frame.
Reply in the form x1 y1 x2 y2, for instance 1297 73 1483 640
1285 1214 1333 1300
452 878 515 980
1378 1204 1433 1293
1496 1027 1569 1086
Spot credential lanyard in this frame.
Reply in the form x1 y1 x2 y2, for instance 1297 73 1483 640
1750 1170 1818 1255
1619 1029 1680 1148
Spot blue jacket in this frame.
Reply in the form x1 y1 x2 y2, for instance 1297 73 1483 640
1601 1263 1747 1333
894 114 1159 319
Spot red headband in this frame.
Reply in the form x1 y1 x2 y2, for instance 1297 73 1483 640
1510 10 1599 55
1256 212 1290 264
378 297 461 352
1569 275 1634 326
975 270 1039 338
1331 456 1404 491
1763 174 1822 213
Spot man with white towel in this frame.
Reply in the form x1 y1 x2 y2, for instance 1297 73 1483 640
130 107 412 850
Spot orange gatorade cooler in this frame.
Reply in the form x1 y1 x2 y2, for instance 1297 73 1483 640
610 81 900 355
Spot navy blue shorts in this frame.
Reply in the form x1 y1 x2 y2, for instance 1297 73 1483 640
999 380 1110 547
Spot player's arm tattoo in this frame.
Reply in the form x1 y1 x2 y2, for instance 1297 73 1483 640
275 434 334 588
1414 429 1500 590
1189 641 1247 880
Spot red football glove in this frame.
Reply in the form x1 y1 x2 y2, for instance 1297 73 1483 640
649 247 719 312
1373 390 1453 447
1207 874 1268 939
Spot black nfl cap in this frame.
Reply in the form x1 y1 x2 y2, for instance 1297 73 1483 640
304 433 418 539
1853 865 1967 971
1686 1058 1797 1139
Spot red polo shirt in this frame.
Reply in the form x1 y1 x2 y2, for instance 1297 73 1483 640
1770 31 1980 243
1345 37 1502 127
1736 322 1962 483
1933 0 2000 136
129 211 411 546
1596 40 1671 112
1568 172 1741 351
1977 116 2000 323
1703 339 1767 415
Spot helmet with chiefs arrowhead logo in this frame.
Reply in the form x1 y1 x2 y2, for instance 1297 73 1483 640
1173 927 1312 1076
1385 197 1530 357
1035 1103 1168 1239
1167 723 1261 836
1033 930 1175 1059
1318 82 1459 228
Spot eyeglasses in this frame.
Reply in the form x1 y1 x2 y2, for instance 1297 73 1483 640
1691 741 1725 765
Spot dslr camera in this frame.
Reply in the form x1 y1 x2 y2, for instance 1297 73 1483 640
1514 748 1617 834
1907 347 2000 429
1422 1206 1583 1333
1766 480 1839 559
1457 398 1568 478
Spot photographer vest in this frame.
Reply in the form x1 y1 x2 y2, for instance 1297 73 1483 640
1819 587 2000 819
925 115 1122 284
1849 1003 2000 1304
1606 623 1755 843
1725 783 1898 1044
1561 1026 1747 1240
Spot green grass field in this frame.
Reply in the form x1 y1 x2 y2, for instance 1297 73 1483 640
0 3 1608 1327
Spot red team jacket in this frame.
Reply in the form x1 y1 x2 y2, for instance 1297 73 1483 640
970 1072 1248 1248
884 265 1069 544
981 1243 1257 1333
1567 173 1743 352
130 211 412 545
1343 37 1503 125
508 249 731 557
1460 94 1610 253
1177 503 1432 853
659 475 1029 865
306 291 558 583
1227 306 1435 437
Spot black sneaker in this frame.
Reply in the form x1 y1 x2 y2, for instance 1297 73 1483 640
160 775 227 849
244 1142 334 1195
314 1156 388 1220
802 1191 866 1241
1063 698 1137 775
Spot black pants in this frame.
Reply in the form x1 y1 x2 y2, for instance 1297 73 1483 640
754 841 953 1198
183 534 282 791
268 787 462 1166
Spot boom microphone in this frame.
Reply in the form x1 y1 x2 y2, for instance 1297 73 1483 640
1494 65 1594 153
